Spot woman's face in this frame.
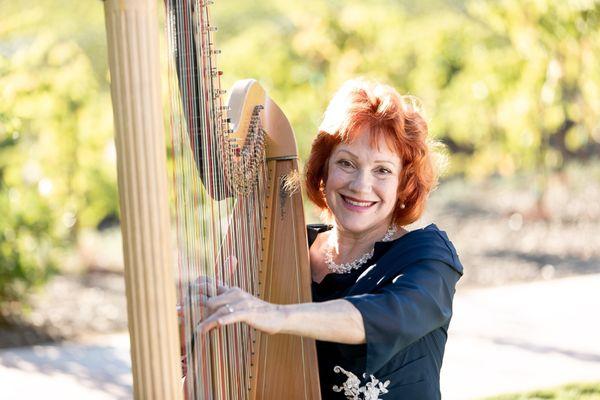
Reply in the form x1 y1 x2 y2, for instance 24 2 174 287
325 127 401 236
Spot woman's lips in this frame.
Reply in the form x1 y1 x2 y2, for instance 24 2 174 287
340 194 376 211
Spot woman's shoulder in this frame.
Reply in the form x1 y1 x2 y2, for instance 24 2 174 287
402 223 449 241
382 223 463 276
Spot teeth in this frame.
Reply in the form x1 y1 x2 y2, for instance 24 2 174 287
343 197 373 207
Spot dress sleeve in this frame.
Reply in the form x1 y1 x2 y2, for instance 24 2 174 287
344 260 460 374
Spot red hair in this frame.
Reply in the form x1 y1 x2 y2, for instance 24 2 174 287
305 79 441 226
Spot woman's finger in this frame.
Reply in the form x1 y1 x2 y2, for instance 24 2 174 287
190 293 209 304
196 302 245 334
178 294 209 318
193 275 229 297
192 278 220 297
205 287 245 313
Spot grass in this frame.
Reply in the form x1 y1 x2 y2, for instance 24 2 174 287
483 382 600 400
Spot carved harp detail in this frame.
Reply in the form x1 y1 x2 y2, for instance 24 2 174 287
103 1 321 399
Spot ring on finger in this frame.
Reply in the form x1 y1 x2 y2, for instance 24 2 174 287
225 304 234 314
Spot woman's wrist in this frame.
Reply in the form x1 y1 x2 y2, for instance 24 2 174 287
276 303 294 336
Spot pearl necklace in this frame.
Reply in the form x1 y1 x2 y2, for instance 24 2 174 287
325 225 398 274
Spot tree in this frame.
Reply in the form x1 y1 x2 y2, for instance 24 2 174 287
0 1 117 308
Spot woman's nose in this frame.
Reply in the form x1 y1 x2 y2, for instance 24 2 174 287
348 170 371 193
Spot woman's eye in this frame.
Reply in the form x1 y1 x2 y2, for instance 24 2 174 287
337 160 353 168
376 167 392 174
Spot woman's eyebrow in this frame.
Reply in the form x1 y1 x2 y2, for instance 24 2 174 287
373 160 397 166
335 150 399 166
334 149 357 158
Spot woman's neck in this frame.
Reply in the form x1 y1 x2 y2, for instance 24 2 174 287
327 222 397 263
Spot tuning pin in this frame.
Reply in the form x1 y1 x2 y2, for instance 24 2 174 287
211 68 223 77
213 89 226 99
211 49 221 55
205 25 218 32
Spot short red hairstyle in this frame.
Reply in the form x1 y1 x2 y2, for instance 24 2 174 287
305 79 442 226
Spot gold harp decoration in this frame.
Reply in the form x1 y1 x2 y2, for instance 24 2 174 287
103 0 321 399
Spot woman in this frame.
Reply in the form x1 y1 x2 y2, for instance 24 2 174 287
197 79 463 399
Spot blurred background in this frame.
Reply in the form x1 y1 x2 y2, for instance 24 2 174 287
0 0 599 399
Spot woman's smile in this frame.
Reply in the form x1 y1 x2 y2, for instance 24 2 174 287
339 194 377 211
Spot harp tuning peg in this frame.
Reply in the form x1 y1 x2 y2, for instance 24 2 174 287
213 89 226 99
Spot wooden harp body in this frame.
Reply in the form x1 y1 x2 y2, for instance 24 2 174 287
103 0 321 399
229 80 322 399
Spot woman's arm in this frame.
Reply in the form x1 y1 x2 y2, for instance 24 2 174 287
196 287 366 344
280 299 365 344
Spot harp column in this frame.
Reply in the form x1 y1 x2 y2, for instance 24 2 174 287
104 0 182 399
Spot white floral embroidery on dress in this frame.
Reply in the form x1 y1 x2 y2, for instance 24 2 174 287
332 365 390 400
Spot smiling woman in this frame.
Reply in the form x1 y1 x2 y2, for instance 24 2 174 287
198 79 463 400
324 132 401 238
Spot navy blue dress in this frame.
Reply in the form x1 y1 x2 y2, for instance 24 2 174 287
309 224 463 400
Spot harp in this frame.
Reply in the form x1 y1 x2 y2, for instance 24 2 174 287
103 0 321 399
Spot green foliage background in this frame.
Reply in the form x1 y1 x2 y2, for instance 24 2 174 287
0 1 114 307
0 0 599 307
213 0 600 177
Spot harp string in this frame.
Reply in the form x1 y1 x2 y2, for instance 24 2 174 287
165 0 263 399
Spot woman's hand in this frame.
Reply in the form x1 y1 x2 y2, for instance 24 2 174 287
193 282 365 343
197 286 287 335
183 258 365 344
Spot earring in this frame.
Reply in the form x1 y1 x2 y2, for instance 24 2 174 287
400 203 406 209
